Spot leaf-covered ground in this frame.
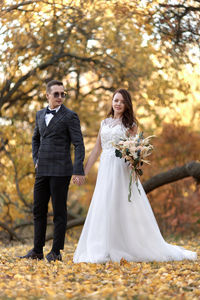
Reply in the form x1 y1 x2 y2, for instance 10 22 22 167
0 230 199 300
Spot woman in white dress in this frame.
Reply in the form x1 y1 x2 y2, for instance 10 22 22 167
73 89 197 263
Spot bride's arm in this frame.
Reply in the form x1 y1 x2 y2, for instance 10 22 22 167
84 131 102 175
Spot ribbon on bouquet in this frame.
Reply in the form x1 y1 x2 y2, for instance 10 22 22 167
128 169 141 202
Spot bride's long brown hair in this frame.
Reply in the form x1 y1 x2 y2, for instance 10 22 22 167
107 89 138 129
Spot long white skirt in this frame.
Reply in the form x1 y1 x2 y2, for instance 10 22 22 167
73 151 197 263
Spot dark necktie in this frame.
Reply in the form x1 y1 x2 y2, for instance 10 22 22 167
46 108 57 116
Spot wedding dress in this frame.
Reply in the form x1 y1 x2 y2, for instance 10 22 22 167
73 118 197 263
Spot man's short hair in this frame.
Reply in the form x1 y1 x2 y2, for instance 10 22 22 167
46 80 64 93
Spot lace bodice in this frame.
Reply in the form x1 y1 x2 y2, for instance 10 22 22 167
100 118 127 155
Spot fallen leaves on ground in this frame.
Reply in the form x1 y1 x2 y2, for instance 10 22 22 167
0 232 199 300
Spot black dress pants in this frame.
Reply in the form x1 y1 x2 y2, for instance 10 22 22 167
33 176 71 253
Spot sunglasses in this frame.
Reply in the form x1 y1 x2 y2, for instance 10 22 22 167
52 92 66 98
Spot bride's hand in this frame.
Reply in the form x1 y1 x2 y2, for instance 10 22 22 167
72 175 85 186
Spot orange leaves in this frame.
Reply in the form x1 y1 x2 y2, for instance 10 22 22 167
120 257 128 266
144 123 200 235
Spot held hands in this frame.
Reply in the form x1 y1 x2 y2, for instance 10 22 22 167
72 175 85 186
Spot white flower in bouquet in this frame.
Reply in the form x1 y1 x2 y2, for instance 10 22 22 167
112 132 155 201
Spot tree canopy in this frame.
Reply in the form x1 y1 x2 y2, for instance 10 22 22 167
0 0 200 240
0 0 195 125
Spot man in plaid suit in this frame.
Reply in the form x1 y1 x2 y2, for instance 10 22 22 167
20 80 85 262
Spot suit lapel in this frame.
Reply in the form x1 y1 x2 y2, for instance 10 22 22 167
38 108 47 137
43 104 66 136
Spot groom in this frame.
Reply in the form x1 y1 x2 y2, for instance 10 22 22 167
20 80 85 262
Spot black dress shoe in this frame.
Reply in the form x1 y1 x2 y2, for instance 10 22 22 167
46 250 62 262
19 249 44 260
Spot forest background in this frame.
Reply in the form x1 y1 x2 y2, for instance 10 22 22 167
0 0 200 244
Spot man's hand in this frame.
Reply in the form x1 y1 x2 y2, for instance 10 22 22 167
72 175 85 186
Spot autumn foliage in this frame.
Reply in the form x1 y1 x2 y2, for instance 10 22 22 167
0 0 200 241
0 232 199 299
0 1 200 298
144 123 200 236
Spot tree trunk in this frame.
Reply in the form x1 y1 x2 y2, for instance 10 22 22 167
143 161 200 193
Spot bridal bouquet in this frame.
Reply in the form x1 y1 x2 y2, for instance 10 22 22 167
112 132 155 202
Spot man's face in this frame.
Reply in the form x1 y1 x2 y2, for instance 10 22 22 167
46 85 65 109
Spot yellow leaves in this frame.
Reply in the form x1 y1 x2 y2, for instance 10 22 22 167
157 266 167 274
65 291 74 298
1 234 198 299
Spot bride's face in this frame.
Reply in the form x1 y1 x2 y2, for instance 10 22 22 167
112 92 125 116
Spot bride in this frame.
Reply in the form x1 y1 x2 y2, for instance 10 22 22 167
73 89 197 263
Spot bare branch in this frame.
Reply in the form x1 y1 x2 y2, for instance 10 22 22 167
2 1 41 12
45 217 85 241
0 221 25 242
0 52 109 110
0 138 31 207
160 4 200 13
143 161 200 194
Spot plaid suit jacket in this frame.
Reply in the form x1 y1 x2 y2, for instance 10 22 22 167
32 104 85 177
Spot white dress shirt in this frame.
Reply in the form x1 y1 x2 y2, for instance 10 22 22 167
45 106 61 126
